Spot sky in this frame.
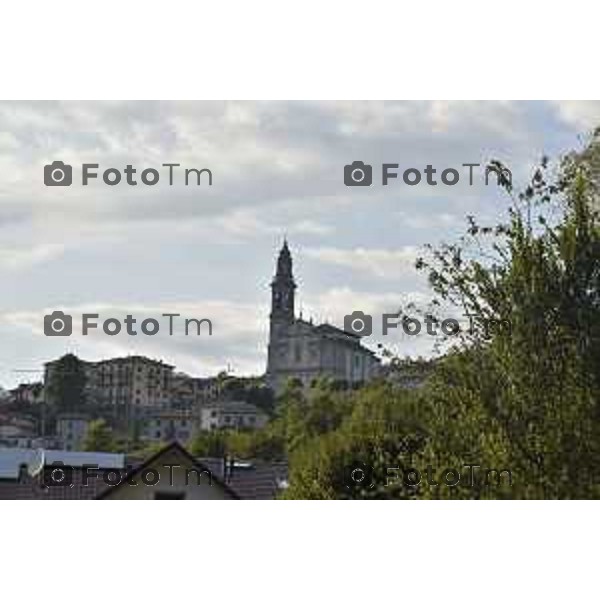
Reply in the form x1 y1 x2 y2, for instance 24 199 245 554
1 100 599 388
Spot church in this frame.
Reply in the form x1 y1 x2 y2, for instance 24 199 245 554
266 241 381 394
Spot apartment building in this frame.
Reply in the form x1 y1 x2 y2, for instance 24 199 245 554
199 401 268 431
44 355 174 412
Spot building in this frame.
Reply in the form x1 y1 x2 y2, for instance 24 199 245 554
56 414 90 451
0 442 287 500
170 373 223 407
90 356 174 410
379 357 437 390
266 241 380 394
0 415 37 448
44 355 174 416
98 443 237 500
8 382 43 404
141 409 197 445
199 401 268 431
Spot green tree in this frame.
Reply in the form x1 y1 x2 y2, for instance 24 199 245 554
45 353 88 413
283 138 600 500
189 429 229 457
82 419 117 453
414 151 600 498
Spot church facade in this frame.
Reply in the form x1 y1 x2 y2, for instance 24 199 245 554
266 241 380 395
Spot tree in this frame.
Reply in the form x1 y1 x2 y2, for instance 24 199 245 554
283 137 600 500
82 419 117 453
45 353 88 413
282 382 427 499
189 429 229 457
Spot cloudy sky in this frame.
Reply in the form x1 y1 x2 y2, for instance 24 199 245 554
1 101 599 388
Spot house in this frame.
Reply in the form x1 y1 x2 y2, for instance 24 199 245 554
0 415 38 448
0 447 126 499
0 442 287 499
141 409 197 445
199 401 268 431
98 443 237 500
56 414 90 451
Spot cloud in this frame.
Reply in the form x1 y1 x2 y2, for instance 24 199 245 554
552 101 600 131
2 300 268 377
0 101 594 386
305 246 421 279
0 243 65 270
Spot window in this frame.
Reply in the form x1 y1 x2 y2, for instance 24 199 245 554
224 416 231 424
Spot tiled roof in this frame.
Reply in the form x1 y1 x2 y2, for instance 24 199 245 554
202 401 266 414
37 468 120 500
0 467 129 500
0 444 288 499
201 458 288 500
0 477 38 500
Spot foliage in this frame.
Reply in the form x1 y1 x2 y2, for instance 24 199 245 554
82 418 117 453
188 429 229 457
282 138 600 500
220 376 276 415
45 353 88 413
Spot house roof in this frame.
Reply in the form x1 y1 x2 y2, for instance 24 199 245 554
29 450 125 475
96 441 239 499
201 401 265 414
0 448 38 479
0 443 287 499
200 457 288 500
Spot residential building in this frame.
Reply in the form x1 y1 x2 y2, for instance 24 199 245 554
0 442 287 499
44 355 175 415
199 401 268 431
56 414 90 451
170 373 222 407
0 415 37 448
8 382 43 404
141 409 197 445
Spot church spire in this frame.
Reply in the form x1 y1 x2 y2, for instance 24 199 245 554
270 239 296 324
275 239 293 281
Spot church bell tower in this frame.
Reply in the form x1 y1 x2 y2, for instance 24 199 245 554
270 240 296 326
267 241 296 384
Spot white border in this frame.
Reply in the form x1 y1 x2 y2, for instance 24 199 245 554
1 2 597 597
0 0 598 99
2 501 596 600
